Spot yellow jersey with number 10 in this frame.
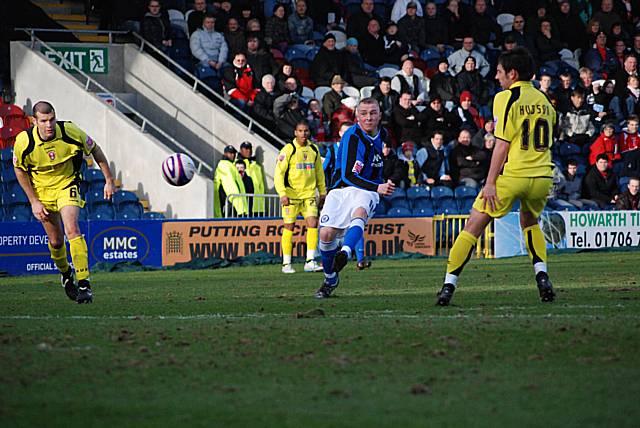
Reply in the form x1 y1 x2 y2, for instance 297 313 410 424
493 81 556 178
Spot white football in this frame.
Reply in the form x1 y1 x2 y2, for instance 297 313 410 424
162 153 196 186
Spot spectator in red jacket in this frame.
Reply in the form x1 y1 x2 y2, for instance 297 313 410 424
223 52 260 111
589 122 620 168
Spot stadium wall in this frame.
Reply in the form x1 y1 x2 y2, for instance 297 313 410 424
10 41 214 218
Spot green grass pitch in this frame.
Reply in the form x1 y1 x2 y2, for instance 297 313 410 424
1 251 639 427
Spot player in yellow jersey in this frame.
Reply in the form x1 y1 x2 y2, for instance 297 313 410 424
13 101 115 304
436 47 556 306
274 121 326 274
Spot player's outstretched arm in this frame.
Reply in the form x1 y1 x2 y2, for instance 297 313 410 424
482 138 509 212
91 144 115 200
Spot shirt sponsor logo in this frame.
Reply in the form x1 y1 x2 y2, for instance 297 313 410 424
352 160 364 174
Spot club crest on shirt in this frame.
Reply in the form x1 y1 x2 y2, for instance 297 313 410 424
352 160 364 174
48 150 56 161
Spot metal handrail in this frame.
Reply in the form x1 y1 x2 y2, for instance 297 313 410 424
16 27 130 45
19 29 213 175
130 32 287 148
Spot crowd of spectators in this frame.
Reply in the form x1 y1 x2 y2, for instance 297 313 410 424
95 0 640 211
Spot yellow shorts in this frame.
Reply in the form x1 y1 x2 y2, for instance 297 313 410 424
282 197 318 224
35 184 85 213
472 176 552 218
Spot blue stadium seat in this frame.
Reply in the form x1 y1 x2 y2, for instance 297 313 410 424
4 212 32 222
387 188 407 201
0 148 13 169
612 161 625 176
84 168 106 183
88 205 115 220
390 198 410 210
116 207 142 220
454 185 478 200
112 190 139 209
413 198 434 211
619 176 631 193
412 206 434 216
387 207 412 217
117 201 144 218
305 46 320 61
430 186 454 200
5 182 23 195
78 208 88 221
406 186 430 200
285 44 313 61
143 211 166 220
1 168 17 190
7 204 32 218
434 199 459 215
457 198 475 214
2 189 29 207
558 142 582 158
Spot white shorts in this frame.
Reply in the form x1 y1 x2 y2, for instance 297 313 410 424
319 187 380 230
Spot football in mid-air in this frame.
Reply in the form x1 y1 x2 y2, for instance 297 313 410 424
162 153 196 186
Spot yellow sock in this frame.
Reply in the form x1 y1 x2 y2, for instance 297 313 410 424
306 227 319 260
523 224 547 274
445 230 477 284
48 242 70 273
282 228 293 264
69 236 90 281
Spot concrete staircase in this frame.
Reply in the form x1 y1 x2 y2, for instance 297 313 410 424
30 0 107 43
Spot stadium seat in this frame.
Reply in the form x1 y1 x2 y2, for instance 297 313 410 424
117 201 144 218
0 148 13 169
496 13 515 32
413 198 434 211
558 142 582 159
342 86 360 100
454 185 478 200
2 189 29 207
412 206 434 216
434 199 460 215
377 67 399 79
301 86 314 99
305 46 320 61
112 190 139 209
7 204 31 218
1 168 17 190
143 211 166 220
78 208 88 221
406 186 430 201
4 212 32 222
360 86 374 99
314 86 331 101
84 168 106 184
619 176 631 193
612 161 625 176
116 207 142 220
457 198 475 214
390 198 410 210
89 205 115 220
285 44 313 61
387 207 412 217
430 186 454 200
327 30 347 49
387 188 407 201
